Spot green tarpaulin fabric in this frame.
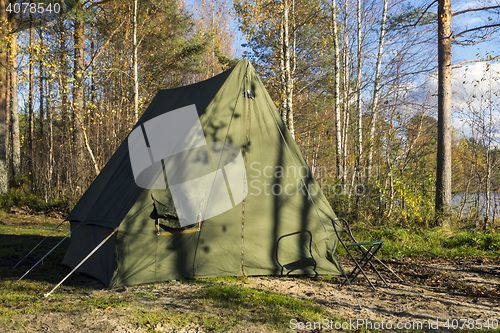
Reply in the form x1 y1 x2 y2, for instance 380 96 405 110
62 59 342 288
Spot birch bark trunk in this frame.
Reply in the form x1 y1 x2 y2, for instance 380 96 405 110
10 29 20 178
73 4 85 191
331 0 342 179
29 12 34 182
341 0 350 185
354 0 363 199
366 0 388 180
283 0 295 138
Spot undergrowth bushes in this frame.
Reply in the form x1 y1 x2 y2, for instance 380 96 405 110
442 231 500 252
0 188 76 215
350 224 500 258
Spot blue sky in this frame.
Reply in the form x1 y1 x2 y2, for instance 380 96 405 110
185 0 499 141
450 0 499 63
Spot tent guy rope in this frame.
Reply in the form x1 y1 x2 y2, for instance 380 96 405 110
17 228 75 282
44 229 118 298
12 220 66 269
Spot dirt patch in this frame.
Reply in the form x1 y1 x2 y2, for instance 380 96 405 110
7 309 145 333
4 257 499 332
246 257 500 330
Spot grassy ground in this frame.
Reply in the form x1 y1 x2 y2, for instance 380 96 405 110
0 211 335 332
366 226 500 259
1 210 499 332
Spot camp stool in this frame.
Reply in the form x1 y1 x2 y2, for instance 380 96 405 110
331 218 403 290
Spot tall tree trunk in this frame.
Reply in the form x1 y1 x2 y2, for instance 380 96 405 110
279 18 286 124
0 0 8 194
484 149 491 230
38 27 45 192
5 38 10 179
73 4 85 191
59 13 69 189
355 0 363 188
436 0 452 226
133 0 139 124
282 0 295 138
29 12 34 183
48 78 54 191
39 28 44 141
366 0 388 180
331 0 342 180
10 26 20 178
90 19 96 165
341 0 350 185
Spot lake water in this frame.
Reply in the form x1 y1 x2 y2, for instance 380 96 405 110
451 193 500 218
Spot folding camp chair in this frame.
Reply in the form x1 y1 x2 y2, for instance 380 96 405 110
331 218 403 290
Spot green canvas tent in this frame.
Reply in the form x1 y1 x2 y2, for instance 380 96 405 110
62 59 342 288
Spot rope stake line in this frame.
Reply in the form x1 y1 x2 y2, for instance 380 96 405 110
17 222 82 281
44 229 118 298
13 220 66 269
17 230 73 282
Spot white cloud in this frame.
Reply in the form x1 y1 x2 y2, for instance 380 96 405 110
451 62 500 143
452 62 500 108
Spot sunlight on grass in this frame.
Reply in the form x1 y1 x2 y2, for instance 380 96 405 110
2 212 500 332
132 281 335 332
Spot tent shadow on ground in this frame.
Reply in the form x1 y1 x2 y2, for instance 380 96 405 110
0 234 104 289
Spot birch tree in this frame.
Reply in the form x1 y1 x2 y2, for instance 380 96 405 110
366 0 388 180
73 1 85 191
354 0 363 191
10 16 20 178
331 0 342 179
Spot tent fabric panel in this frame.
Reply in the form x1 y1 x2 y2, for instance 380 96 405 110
64 143 133 227
192 202 244 278
63 59 342 288
65 65 236 229
110 230 158 288
199 61 249 145
154 232 198 281
111 196 243 287
110 190 162 287
241 73 341 277
61 222 117 287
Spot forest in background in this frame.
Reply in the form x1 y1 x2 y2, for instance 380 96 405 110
0 0 499 229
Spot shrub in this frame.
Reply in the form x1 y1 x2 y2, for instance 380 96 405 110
0 189 45 212
0 189 77 215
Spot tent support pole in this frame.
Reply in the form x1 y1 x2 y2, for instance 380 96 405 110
13 220 66 269
44 229 117 298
